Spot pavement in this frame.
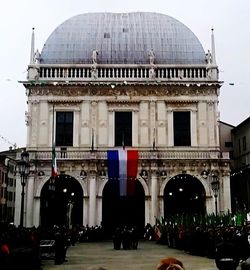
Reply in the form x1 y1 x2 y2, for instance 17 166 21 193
42 240 219 270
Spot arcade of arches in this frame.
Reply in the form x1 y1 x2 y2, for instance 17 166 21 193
40 173 207 231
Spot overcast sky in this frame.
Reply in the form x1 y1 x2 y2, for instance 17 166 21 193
0 0 249 151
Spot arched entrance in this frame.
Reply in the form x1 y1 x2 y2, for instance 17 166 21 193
40 174 83 228
102 179 145 236
164 174 206 217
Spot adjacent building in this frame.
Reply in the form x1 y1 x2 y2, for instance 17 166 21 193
231 117 250 211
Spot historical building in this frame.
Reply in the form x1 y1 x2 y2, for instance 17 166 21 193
0 149 17 223
17 12 231 230
231 117 250 211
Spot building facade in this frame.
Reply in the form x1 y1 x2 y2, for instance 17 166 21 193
231 117 250 211
0 150 17 223
17 12 231 229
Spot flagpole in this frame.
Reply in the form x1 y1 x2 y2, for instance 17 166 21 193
49 104 56 191
91 128 94 151
52 104 55 148
122 131 125 150
153 127 156 150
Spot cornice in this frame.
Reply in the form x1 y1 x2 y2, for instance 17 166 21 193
27 84 219 98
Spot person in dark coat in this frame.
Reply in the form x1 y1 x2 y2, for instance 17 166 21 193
131 226 139 250
215 231 240 270
54 229 66 265
113 227 122 250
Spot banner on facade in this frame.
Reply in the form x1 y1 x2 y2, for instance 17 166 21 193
107 149 138 196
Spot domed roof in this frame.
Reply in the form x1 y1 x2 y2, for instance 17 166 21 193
40 12 206 65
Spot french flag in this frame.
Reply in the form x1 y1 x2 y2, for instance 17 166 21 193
107 150 138 196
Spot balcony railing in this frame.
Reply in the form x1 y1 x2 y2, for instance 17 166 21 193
27 64 216 82
28 149 229 161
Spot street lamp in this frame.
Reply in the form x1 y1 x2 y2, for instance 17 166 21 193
211 175 220 216
17 151 30 227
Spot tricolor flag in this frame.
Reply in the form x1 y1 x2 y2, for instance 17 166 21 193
51 104 58 178
107 149 138 196
51 144 58 178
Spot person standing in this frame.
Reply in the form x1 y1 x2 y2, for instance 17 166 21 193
215 231 240 270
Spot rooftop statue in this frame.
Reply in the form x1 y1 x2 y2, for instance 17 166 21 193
148 49 155 66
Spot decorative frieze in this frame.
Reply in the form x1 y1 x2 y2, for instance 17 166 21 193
27 85 219 98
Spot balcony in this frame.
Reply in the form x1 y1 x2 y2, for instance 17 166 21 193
27 149 229 161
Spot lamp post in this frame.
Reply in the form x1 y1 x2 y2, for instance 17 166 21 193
211 175 220 216
17 151 30 227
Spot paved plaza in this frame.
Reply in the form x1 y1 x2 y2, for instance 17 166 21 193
42 241 219 270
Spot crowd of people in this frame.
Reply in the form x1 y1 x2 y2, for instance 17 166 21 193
1 220 250 270
112 226 139 250
156 224 250 270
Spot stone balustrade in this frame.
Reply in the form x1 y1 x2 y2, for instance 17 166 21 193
27 149 227 161
30 64 213 82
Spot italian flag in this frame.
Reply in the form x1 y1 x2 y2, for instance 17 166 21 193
107 149 138 196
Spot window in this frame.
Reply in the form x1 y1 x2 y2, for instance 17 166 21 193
9 178 13 186
8 192 13 201
104 32 110 38
56 112 74 146
173 111 191 146
238 139 241 153
243 136 247 151
225 142 233 148
115 112 132 147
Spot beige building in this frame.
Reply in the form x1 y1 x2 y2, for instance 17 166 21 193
16 12 231 230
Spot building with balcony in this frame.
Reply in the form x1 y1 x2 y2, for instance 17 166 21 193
18 12 231 230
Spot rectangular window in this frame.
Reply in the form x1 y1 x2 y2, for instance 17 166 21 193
173 111 191 146
115 112 132 147
225 142 233 148
9 178 13 186
104 32 110 38
8 192 13 201
56 111 74 146
238 139 241 153
243 136 247 151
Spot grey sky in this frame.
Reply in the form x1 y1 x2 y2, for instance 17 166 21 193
0 0 249 150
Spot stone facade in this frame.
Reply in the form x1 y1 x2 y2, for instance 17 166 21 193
16 13 231 228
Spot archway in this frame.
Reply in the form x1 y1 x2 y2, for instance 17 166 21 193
40 174 83 228
102 179 145 236
164 174 206 217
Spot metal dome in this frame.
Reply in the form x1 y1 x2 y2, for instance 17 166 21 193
40 12 206 65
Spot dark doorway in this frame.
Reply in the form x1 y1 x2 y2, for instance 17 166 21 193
40 174 83 228
164 174 206 217
102 179 144 237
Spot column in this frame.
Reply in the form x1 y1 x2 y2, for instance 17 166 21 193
26 175 34 227
144 196 150 225
191 109 198 146
150 168 158 225
158 195 164 218
96 195 102 226
108 111 114 147
83 196 89 226
150 101 156 148
73 109 80 147
14 177 22 226
132 110 139 147
89 174 97 226
208 101 215 146
33 198 40 227
167 109 173 146
221 174 231 213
